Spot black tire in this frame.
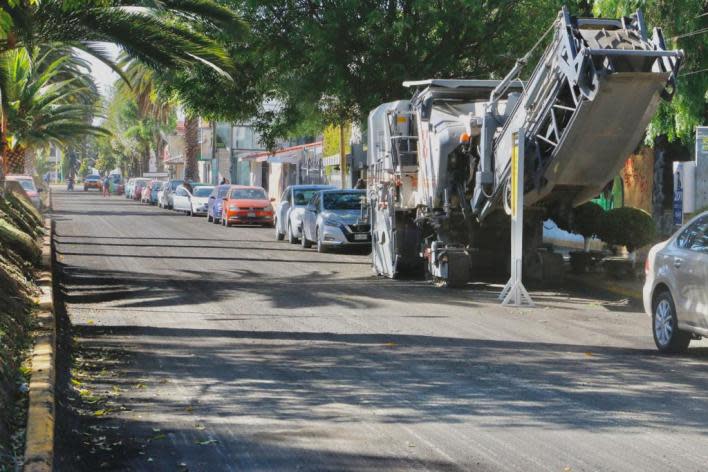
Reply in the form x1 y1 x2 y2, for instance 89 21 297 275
287 222 298 244
316 228 327 253
207 214 213 222
652 290 691 353
301 230 312 248
275 219 285 240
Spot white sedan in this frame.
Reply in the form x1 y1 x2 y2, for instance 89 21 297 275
172 185 214 216
644 211 708 353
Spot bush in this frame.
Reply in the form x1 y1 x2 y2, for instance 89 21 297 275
598 207 656 253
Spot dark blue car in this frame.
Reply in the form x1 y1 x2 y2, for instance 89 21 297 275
207 184 231 224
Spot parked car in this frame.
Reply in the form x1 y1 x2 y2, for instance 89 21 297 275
189 185 214 216
125 178 136 199
162 179 184 209
132 178 150 201
83 174 102 191
5 174 42 208
141 181 159 204
644 211 708 353
149 181 164 205
301 189 369 252
109 173 124 195
275 184 335 242
207 184 231 224
220 185 273 227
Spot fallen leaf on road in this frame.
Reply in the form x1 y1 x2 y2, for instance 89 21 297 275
150 434 166 441
584 352 593 357
194 424 205 431
87 319 95 325
135 383 146 389
93 409 107 417
184 406 193 413
384 342 397 347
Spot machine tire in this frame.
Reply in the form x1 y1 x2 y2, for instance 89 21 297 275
444 253 470 289
652 290 691 353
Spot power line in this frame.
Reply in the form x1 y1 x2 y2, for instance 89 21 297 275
679 68 708 77
673 27 708 40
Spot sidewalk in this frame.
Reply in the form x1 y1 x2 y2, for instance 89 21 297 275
566 271 643 301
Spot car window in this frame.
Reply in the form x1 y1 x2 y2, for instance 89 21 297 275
194 187 213 197
18 180 35 191
677 216 708 253
230 188 267 200
175 187 187 196
217 186 229 198
293 189 319 206
323 191 364 210
309 193 319 207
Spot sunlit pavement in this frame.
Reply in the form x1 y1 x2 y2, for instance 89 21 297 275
52 187 708 472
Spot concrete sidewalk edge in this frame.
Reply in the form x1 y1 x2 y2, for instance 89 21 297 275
23 215 55 472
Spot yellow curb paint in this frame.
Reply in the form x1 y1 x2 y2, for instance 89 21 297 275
24 218 55 472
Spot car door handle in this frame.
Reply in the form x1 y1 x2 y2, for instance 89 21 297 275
673 257 683 268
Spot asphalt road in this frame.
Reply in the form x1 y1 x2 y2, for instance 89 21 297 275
52 187 708 472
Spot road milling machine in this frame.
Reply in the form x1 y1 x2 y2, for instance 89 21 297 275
366 7 682 287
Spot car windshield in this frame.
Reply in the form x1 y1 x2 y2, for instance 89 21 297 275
293 189 320 205
86 175 100 181
231 188 267 200
323 192 364 210
194 187 213 197
170 181 182 190
18 180 35 191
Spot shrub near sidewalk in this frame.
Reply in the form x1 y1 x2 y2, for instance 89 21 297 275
0 186 44 469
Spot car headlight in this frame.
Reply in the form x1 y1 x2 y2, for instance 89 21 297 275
324 217 344 227
229 205 240 211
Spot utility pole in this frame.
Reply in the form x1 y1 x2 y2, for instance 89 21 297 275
339 123 347 189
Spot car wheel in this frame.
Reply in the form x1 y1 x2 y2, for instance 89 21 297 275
316 228 327 253
287 222 298 244
301 229 312 249
275 219 285 240
652 290 691 353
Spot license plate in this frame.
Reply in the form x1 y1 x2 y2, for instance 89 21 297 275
354 233 368 241
247 212 256 218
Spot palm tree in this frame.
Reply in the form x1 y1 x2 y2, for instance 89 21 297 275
0 48 107 174
184 114 199 181
0 0 240 177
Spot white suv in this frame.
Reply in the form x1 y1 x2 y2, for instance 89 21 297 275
644 211 708 353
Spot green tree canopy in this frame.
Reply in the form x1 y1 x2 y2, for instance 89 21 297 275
594 0 707 146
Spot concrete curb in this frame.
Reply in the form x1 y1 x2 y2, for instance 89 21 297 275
23 216 55 472
566 273 642 301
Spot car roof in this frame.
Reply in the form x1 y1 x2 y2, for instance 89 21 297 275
320 189 365 194
289 185 335 190
229 185 264 190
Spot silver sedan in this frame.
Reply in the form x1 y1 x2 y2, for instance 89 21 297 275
644 211 708 352
300 189 370 252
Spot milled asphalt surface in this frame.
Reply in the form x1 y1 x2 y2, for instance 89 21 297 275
52 187 708 471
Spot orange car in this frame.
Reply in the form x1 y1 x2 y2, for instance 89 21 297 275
221 185 274 227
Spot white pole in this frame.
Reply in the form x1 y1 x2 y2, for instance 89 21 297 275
499 129 534 307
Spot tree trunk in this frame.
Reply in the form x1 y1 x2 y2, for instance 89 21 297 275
156 137 166 173
184 114 199 182
6 146 26 174
24 148 36 176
